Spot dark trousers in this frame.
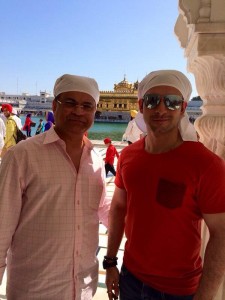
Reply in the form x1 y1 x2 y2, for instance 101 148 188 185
105 163 116 176
26 129 31 137
119 265 194 300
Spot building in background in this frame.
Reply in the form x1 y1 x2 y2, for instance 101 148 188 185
96 76 139 122
0 78 202 122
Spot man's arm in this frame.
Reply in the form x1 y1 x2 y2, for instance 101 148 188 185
194 212 225 300
105 187 127 300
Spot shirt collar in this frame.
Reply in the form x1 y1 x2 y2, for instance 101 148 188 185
43 126 94 150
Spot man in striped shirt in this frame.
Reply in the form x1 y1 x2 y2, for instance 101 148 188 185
0 74 111 300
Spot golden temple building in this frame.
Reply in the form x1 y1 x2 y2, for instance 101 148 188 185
96 76 139 122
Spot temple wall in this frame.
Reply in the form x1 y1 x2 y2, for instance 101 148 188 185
175 1 225 298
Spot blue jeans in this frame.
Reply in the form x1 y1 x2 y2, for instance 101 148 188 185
119 265 194 300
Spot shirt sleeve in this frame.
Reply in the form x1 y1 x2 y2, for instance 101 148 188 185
0 150 23 283
98 195 111 228
98 158 110 227
114 154 125 190
197 156 225 214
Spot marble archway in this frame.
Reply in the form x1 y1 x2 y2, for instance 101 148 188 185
175 1 225 299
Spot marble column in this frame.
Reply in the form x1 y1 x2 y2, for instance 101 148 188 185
175 0 225 298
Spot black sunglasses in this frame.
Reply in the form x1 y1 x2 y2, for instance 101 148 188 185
143 94 184 111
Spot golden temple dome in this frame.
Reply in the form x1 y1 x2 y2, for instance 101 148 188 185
114 75 135 93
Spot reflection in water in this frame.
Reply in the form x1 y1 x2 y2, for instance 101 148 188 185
88 122 127 141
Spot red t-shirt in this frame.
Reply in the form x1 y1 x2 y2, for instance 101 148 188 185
105 144 119 165
115 139 225 295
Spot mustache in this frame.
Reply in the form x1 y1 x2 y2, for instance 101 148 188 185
151 111 171 118
66 115 86 123
151 115 170 120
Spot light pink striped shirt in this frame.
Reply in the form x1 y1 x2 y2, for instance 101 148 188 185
0 127 110 300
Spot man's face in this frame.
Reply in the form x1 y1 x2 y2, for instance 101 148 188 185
3 109 10 118
52 91 96 136
139 85 187 136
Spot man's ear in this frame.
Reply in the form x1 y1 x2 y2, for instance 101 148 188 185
138 99 144 113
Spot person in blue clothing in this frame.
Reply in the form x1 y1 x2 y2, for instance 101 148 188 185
44 111 55 131
35 119 45 135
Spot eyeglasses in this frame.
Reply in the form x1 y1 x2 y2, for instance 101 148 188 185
143 94 184 111
56 98 96 112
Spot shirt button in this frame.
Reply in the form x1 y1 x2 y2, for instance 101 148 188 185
77 225 80 230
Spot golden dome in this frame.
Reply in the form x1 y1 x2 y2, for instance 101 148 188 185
114 75 133 93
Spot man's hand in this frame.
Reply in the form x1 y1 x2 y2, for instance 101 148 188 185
105 266 119 300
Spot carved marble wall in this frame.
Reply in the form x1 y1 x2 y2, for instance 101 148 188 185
175 0 225 157
175 1 225 299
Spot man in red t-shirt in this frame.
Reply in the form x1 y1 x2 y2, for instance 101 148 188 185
104 137 119 176
104 70 225 300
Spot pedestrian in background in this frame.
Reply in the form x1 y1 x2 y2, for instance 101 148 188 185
122 110 143 145
22 113 33 137
0 116 6 157
44 110 55 131
104 137 119 176
1 104 17 157
35 118 45 135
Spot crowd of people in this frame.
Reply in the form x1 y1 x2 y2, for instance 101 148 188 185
0 107 55 158
0 70 224 300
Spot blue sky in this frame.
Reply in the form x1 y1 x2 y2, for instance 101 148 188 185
0 0 197 97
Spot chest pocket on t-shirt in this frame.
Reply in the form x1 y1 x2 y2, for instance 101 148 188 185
156 178 186 209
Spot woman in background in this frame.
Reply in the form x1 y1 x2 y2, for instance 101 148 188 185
22 113 33 137
44 111 54 132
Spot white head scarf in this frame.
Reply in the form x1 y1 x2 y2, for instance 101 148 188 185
53 74 100 104
136 70 197 141
12 107 18 115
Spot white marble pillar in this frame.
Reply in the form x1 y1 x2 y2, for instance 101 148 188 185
175 1 225 298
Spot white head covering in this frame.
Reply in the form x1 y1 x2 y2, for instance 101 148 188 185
12 107 18 115
53 74 100 104
136 70 197 141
